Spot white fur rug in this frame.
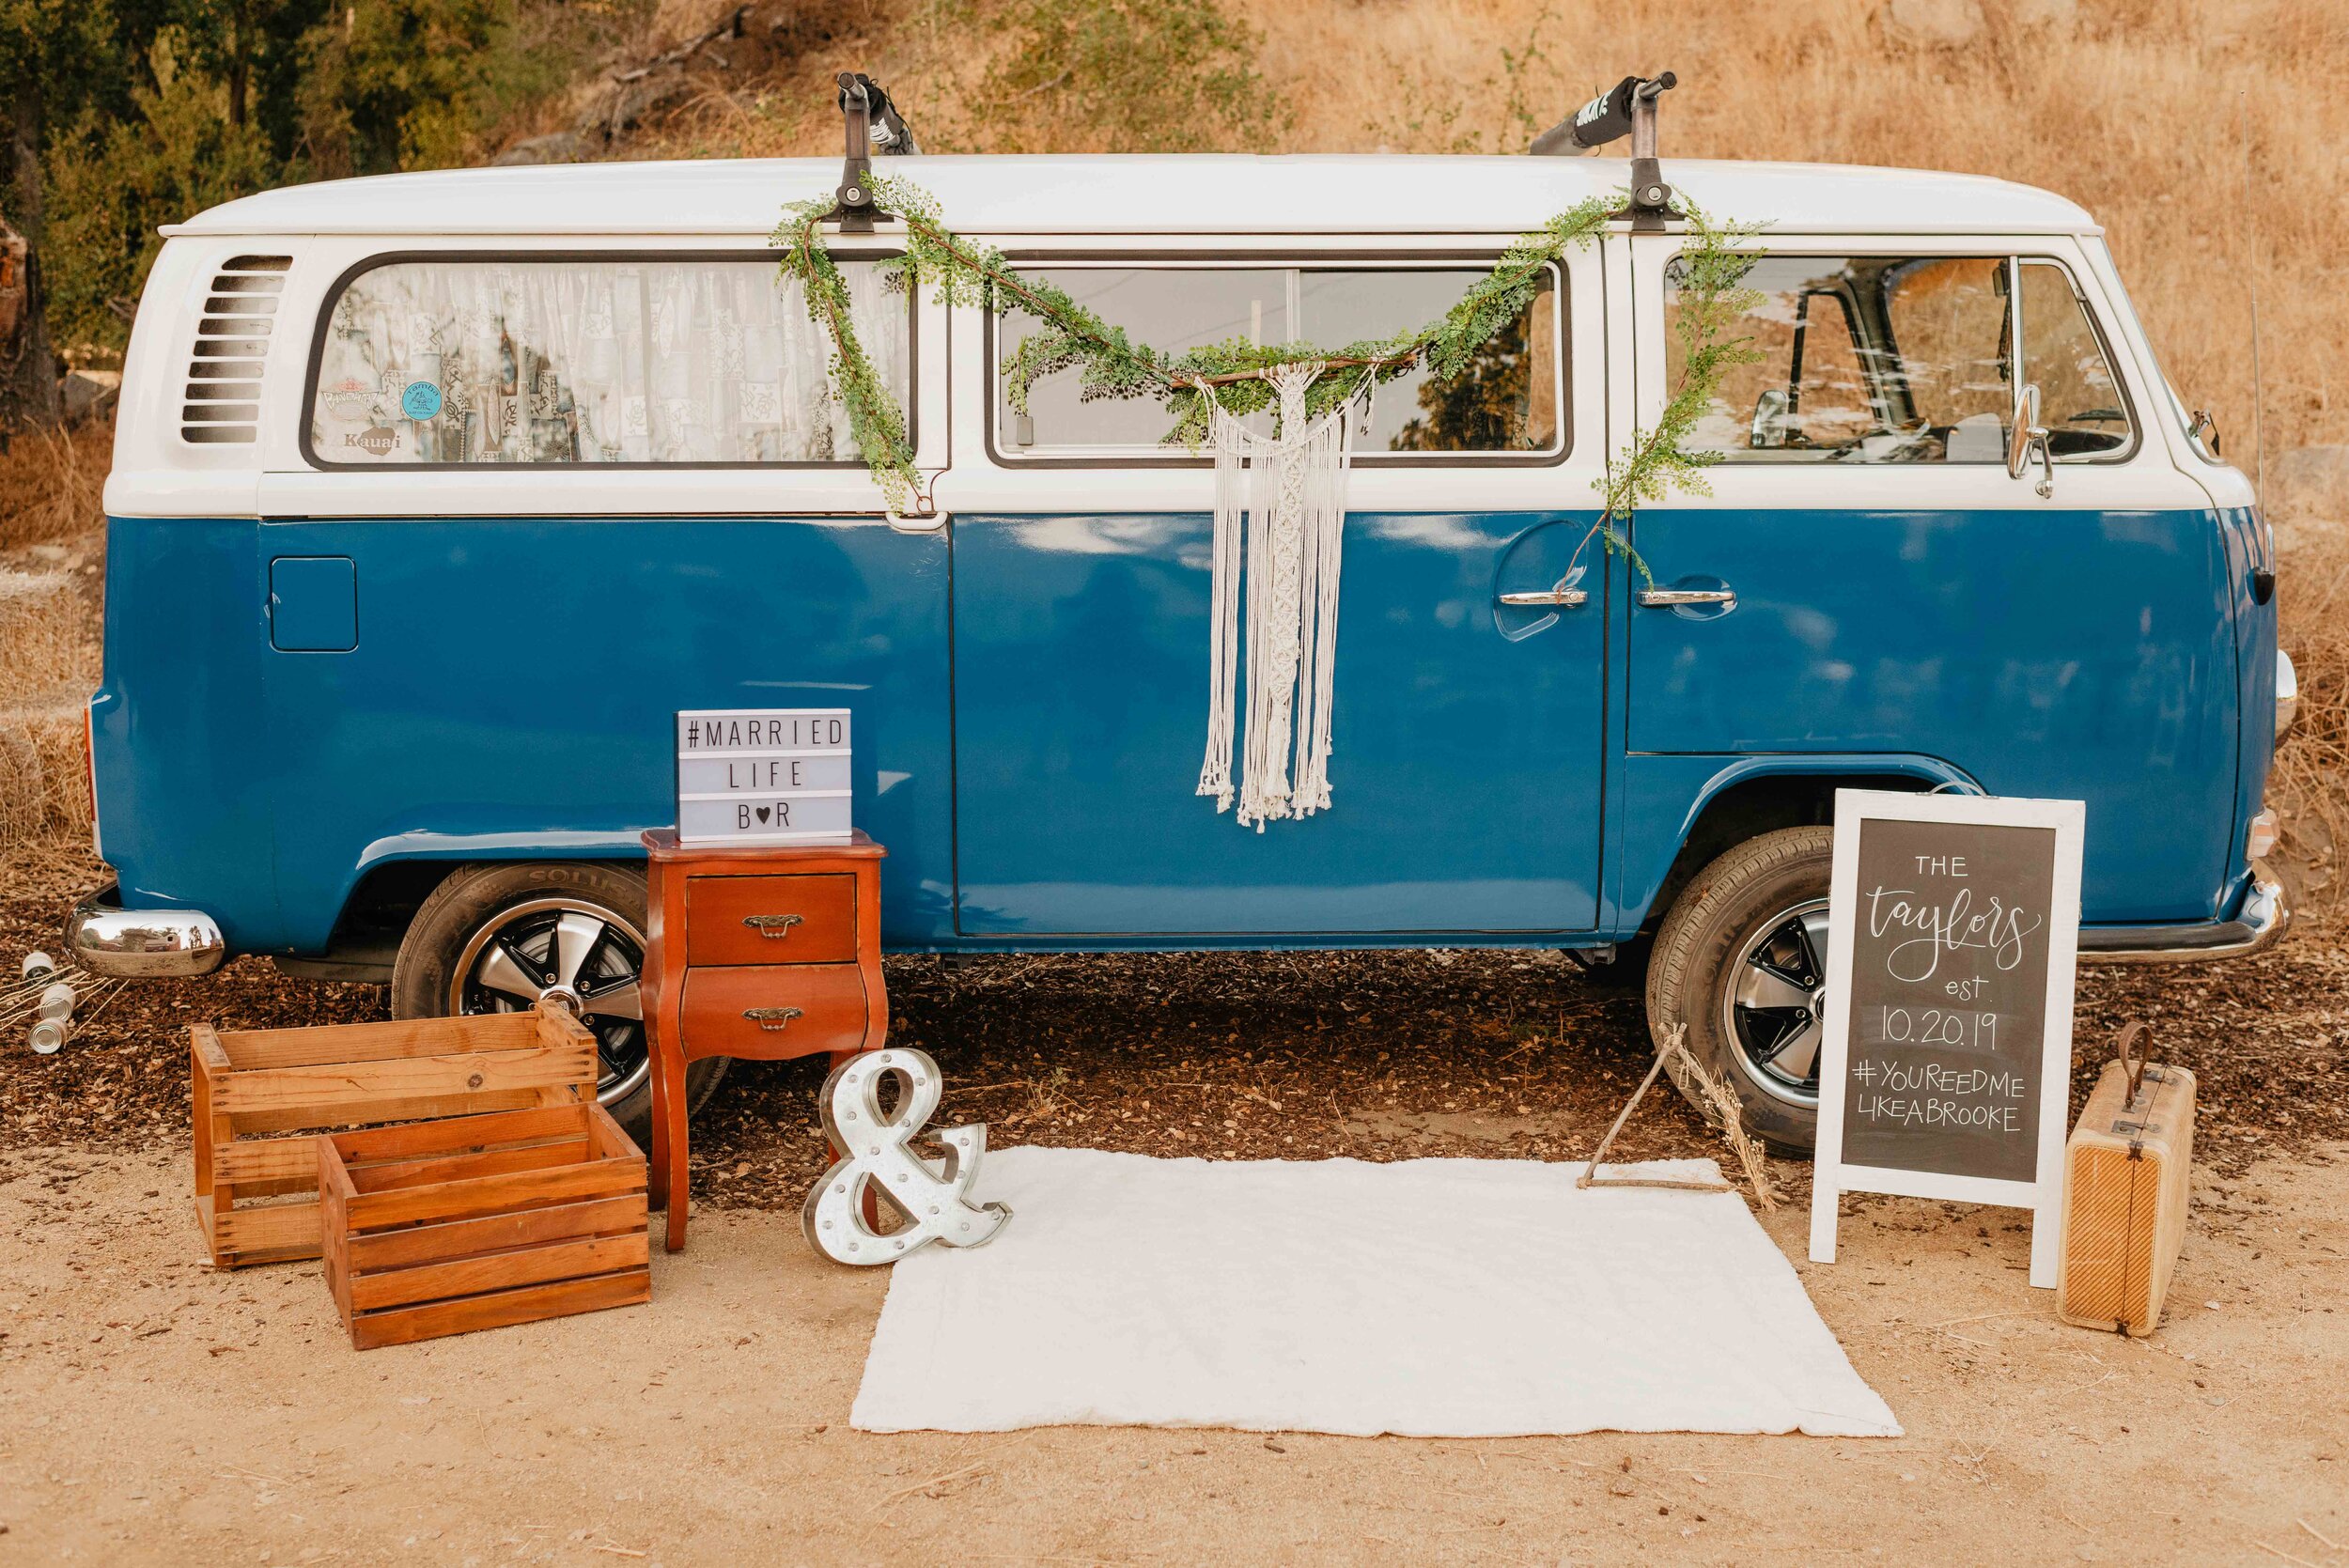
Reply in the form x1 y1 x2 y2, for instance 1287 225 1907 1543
850 1148 1900 1439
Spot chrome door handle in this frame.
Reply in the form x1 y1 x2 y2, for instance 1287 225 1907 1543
1636 587 1736 609
1496 588 1589 608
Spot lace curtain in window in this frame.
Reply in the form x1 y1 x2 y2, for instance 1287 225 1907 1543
310 258 908 465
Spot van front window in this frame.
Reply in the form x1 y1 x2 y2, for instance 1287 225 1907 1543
307 256 910 466
1668 253 2133 464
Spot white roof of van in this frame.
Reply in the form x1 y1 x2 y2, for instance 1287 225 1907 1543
165 154 2097 239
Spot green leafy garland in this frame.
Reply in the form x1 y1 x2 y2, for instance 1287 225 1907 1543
772 175 1758 570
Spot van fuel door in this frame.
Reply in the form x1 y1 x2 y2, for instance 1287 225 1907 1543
268 556 358 652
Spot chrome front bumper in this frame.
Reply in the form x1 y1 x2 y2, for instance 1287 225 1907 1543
2077 865 2291 965
68 885 227 978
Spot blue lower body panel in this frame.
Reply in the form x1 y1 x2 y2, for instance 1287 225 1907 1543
96 515 957 952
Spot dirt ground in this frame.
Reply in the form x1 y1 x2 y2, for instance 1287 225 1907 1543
0 1141 2341 1567
3 839 2347 1564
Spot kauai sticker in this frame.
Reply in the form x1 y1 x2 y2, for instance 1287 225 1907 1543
400 380 444 422
350 426 398 457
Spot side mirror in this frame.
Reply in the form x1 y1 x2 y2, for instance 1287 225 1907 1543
2008 381 2052 497
1750 388 1792 449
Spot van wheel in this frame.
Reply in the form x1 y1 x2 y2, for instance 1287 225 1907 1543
1644 827 1832 1157
390 862 728 1149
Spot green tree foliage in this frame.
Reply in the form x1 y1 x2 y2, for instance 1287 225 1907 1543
297 0 606 177
968 0 1269 154
179 0 335 151
42 53 282 347
16 0 639 359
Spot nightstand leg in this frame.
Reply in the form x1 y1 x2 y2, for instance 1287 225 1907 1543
646 1042 669 1213
662 1046 692 1252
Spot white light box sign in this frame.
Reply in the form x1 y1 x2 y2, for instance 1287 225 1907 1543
676 707 854 846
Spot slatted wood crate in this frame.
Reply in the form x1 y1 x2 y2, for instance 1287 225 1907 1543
192 1001 598 1268
319 1101 650 1349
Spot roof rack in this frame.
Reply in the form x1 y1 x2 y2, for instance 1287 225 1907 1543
1530 71 1677 231
827 72 921 234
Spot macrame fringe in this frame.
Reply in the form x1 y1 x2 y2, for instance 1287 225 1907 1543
1195 364 1370 830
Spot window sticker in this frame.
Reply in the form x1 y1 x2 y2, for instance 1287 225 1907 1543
400 380 444 422
319 374 383 424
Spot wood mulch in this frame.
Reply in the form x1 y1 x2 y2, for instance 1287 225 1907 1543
3 838 2342 1208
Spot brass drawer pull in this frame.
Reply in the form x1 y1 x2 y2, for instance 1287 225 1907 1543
741 914 804 939
743 1006 804 1032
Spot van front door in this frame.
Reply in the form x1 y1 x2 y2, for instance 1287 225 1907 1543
941 249 1614 939
1624 235 2236 924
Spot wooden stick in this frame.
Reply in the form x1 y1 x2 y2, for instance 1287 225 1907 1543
1579 1028 1734 1193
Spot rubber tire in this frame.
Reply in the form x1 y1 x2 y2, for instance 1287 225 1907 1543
390 861 728 1149
1644 826 1831 1158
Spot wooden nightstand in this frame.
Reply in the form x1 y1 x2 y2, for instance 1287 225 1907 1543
642 828 887 1251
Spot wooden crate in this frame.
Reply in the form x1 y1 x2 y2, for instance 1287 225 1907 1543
319 1100 650 1349
192 1001 598 1269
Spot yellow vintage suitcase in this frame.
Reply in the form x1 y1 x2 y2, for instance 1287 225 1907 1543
2058 1023 2196 1335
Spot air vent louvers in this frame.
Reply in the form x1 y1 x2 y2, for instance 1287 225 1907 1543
180 255 289 445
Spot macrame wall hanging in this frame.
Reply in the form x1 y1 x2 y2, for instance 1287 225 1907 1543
1194 364 1374 830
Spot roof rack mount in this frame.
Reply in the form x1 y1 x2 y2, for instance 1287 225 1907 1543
1530 71 1677 230
827 72 921 234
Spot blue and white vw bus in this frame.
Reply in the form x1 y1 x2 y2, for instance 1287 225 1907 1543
74 155 2291 1150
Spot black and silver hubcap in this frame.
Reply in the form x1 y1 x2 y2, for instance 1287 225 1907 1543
1720 897 1830 1107
450 897 648 1103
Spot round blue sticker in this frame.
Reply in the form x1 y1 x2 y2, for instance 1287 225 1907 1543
400 380 443 421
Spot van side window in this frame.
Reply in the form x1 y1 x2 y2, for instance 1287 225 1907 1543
997 265 1562 459
305 257 909 466
1667 254 2132 463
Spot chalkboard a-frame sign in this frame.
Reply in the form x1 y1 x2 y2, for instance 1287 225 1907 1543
1809 789 2085 1289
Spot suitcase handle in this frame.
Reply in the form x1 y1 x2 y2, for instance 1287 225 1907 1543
2116 1020 2151 1106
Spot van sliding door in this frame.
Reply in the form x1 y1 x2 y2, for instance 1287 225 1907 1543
936 246 1615 939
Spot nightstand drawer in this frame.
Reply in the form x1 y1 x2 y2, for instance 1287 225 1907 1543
685 873 858 966
679 964 870 1059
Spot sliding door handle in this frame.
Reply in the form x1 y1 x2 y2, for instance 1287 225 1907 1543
1496 587 1589 608
1636 586 1736 610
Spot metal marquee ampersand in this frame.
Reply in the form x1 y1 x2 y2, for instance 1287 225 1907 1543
801 1047 1012 1265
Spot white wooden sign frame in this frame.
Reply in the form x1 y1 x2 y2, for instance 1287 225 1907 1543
1808 788 2085 1289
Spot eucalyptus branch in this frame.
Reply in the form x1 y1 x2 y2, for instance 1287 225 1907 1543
774 177 1759 562
1584 201 1764 582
